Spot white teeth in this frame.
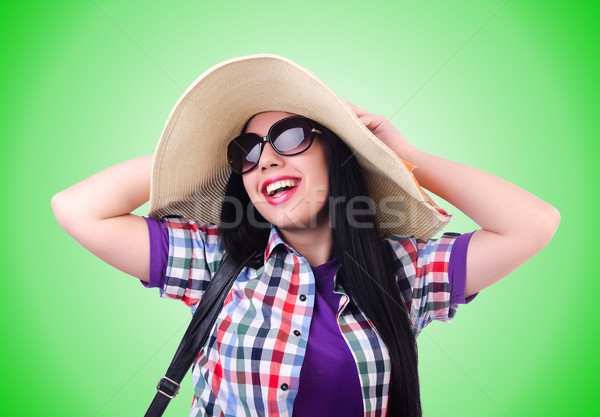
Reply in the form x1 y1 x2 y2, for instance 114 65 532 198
265 179 299 196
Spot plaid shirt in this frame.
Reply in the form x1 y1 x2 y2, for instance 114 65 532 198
160 216 468 417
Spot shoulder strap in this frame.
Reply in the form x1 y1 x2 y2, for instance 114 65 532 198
145 254 244 417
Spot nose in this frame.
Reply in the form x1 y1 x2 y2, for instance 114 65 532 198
258 142 285 171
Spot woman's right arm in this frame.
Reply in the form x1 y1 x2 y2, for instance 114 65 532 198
51 155 154 282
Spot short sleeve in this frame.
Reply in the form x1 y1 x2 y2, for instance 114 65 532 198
153 216 225 307
140 216 169 289
385 231 478 337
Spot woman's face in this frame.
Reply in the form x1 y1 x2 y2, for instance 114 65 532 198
241 111 330 231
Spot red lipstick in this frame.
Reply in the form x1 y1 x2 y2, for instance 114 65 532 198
261 176 302 206
261 176 301 195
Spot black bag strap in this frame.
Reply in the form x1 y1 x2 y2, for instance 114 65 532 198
145 254 244 416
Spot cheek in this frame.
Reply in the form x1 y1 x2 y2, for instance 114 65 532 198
242 175 258 200
315 151 329 187
305 154 329 200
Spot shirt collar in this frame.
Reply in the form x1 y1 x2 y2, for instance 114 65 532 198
263 224 301 263
262 224 344 287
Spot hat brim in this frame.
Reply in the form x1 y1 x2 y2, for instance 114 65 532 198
148 53 450 239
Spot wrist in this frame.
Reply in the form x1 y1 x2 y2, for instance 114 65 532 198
395 145 423 166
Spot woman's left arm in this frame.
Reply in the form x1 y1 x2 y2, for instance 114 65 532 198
346 101 561 298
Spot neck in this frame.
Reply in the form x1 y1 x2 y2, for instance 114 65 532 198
278 221 333 267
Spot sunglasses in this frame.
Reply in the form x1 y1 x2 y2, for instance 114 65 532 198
227 115 323 174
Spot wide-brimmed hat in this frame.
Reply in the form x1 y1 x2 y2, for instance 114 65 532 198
148 53 450 239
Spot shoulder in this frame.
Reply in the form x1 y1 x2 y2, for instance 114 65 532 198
383 232 463 277
160 216 221 245
383 234 417 258
384 232 462 257
161 215 220 236
383 232 468 335
160 216 225 271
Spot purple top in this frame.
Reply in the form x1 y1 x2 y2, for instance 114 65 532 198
142 217 476 414
449 232 477 305
140 217 168 289
292 258 364 416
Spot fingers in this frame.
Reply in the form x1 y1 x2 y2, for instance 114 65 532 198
343 99 386 130
343 99 371 117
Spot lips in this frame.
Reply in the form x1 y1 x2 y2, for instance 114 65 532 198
261 176 301 195
261 176 302 205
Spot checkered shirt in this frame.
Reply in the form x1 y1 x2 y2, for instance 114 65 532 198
160 216 464 417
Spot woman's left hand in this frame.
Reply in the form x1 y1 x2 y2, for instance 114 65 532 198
344 99 416 159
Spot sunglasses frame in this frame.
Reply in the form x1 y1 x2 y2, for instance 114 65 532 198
228 115 323 174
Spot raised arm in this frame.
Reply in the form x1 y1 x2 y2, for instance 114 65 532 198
51 155 154 282
346 101 560 298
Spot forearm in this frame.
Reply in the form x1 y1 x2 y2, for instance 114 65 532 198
346 101 560 295
404 148 560 240
52 154 153 220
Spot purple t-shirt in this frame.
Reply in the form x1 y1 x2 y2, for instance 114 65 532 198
292 257 364 416
142 217 475 414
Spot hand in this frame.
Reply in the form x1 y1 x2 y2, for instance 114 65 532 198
344 99 416 159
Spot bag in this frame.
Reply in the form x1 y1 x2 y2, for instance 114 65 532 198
144 254 243 416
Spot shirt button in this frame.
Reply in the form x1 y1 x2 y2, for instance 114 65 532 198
299 294 307 301
281 383 289 391
293 330 301 336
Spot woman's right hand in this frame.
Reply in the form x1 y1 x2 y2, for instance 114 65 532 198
51 155 154 282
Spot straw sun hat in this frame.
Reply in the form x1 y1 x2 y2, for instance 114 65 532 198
148 53 450 240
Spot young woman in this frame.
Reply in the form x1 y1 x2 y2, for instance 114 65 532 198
51 54 560 417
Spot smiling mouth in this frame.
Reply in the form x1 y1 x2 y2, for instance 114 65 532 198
264 179 300 197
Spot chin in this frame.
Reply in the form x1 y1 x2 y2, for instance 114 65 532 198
266 213 317 230
263 206 330 231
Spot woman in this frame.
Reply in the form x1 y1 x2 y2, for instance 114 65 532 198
51 54 560 417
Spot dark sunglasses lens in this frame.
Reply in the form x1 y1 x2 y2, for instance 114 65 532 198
227 134 262 173
272 119 313 154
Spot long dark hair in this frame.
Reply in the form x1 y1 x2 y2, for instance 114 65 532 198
220 120 421 416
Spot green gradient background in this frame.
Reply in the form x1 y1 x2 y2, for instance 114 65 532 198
2 1 597 415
